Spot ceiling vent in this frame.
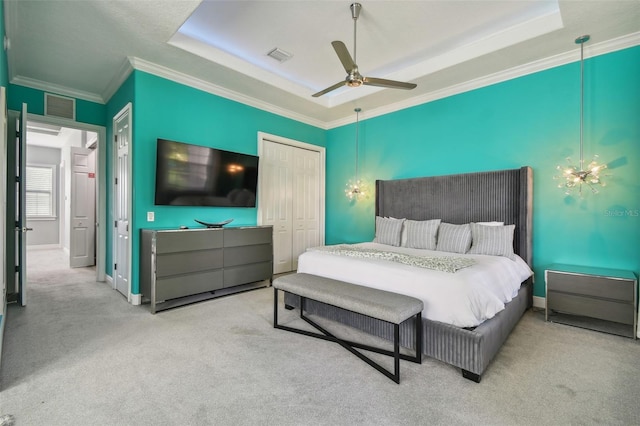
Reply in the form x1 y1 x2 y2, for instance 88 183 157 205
267 47 293 63
45 93 75 120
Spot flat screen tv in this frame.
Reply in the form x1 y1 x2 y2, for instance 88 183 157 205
155 139 259 207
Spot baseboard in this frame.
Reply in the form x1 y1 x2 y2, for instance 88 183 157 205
105 274 140 305
131 293 142 306
533 296 545 309
0 313 5 371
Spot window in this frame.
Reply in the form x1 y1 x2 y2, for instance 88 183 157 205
26 165 56 218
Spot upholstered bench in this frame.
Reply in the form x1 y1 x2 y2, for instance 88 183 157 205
273 273 423 383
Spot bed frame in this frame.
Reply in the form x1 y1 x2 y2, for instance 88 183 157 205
285 167 533 382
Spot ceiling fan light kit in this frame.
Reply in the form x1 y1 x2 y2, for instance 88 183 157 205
313 3 417 97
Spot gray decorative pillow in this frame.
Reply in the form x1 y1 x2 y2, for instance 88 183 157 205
405 219 441 250
468 223 516 260
375 216 405 246
436 223 472 254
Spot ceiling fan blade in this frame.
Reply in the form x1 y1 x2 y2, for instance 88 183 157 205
331 40 356 73
312 80 347 98
363 77 417 90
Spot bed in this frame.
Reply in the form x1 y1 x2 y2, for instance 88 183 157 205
284 166 533 382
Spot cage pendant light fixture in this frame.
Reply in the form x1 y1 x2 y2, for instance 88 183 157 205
345 108 367 201
555 35 607 196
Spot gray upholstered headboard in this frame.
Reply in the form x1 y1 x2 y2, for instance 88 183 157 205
375 167 533 266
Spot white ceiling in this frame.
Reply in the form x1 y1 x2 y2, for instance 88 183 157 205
4 1 640 128
27 120 97 149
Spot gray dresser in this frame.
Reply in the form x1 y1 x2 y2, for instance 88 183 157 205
545 263 637 338
140 226 273 313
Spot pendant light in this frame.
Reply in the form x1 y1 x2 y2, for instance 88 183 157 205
345 107 367 201
555 35 608 196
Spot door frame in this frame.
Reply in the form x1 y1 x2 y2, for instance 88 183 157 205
112 103 134 304
257 131 326 245
26 112 107 282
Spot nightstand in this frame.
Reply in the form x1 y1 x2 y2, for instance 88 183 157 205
545 264 637 339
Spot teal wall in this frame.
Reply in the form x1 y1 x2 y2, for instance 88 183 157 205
3 36 638 301
326 46 640 297
7 84 105 126
129 70 326 294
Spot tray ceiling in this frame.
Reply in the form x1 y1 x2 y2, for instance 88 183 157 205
4 1 640 127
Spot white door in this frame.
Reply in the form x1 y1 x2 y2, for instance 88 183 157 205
291 148 320 270
69 147 96 268
261 141 293 274
113 105 131 299
259 135 324 274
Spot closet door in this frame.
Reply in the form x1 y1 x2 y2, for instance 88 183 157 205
261 141 293 274
260 138 323 274
292 148 320 270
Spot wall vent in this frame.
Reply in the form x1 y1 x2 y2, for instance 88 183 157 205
45 93 75 120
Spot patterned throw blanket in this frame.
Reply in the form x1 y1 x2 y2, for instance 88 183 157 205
308 244 476 273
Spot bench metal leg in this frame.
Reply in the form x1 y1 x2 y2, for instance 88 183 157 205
273 289 421 384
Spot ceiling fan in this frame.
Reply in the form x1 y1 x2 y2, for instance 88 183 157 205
312 2 417 98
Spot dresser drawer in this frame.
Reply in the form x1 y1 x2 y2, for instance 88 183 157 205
156 229 223 254
224 244 272 267
546 270 633 302
547 291 634 325
224 227 272 247
156 249 223 277
156 270 224 301
224 262 272 288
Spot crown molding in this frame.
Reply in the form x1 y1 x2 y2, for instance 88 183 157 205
128 57 327 129
7 31 638 128
9 75 105 104
4 0 19 92
102 58 134 104
326 31 640 129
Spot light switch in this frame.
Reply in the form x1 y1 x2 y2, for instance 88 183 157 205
147 211 155 222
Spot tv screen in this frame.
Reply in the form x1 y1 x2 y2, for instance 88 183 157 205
154 139 259 207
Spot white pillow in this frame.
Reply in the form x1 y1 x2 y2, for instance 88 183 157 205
405 219 441 250
476 221 504 226
468 222 516 260
374 216 405 247
436 223 472 254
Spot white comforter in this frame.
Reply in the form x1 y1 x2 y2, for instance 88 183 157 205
297 242 533 328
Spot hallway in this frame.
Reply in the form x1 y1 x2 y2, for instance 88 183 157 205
26 247 96 284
